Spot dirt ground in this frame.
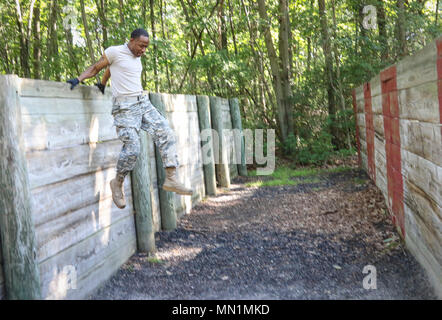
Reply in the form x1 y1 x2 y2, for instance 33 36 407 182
89 160 437 300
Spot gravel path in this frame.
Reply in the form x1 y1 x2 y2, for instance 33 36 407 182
89 167 437 300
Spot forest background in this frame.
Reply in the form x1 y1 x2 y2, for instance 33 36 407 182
1 0 440 164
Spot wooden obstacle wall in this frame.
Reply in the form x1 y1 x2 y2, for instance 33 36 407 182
0 76 244 299
353 36 442 298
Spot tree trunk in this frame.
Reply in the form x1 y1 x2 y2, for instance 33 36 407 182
95 0 109 49
32 0 41 78
357 2 366 56
397 0 408 57
241 0 275 124
14 0 32 78
179 0 214 91
378 0 389 61
0 24 11 73
218 0 228 52
178 0 221 92
80 0 99 82
149 0 159 92
227 0 238 55
278 0 294 137
257 0 288 142
318 0 339 149
46 0 59 80
159 0 171 90
64 23 79 77
332 0 350 150
118 0 125 25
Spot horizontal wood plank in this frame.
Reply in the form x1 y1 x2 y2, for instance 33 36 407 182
26 139 122 189
398 81 439 124
20 96 112 115
22 112 116 152
19 78 113 101
31 167 132 227
396 42 437 90
36 191 134 263
38 215 136 299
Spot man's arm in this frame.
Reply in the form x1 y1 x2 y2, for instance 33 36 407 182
67 54 110 89
101 67 111 85
95 66 111 94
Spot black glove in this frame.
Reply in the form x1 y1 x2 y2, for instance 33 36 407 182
95 83 105 94
67 78 80 90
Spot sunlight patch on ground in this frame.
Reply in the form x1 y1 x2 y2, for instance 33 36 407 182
155 246 203 262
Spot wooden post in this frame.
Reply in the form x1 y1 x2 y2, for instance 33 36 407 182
209 96 230 188
131 129 155 253
196 95 217 196
0 75 41 299
229 98 248 176
148 93 176 230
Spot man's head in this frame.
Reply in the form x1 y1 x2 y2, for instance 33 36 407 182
128 28 149 57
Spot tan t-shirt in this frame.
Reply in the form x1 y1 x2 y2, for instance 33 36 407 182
104 43 143 98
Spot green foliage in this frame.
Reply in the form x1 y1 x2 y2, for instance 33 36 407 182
246 164 354 187
0 0 440 155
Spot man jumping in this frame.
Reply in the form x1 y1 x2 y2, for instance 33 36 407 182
67 28 193 209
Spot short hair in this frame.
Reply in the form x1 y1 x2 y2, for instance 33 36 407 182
131 28 149 39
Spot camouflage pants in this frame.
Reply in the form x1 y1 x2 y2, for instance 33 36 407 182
112 95 179 179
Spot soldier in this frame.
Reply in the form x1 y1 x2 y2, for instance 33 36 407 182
67 28 193 209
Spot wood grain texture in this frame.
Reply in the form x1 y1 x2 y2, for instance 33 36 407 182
2 77 246 299
26 139 122 189
19 78 112 100
0 75 41 299
210 96 231 188
355 39 442 296
38 215 136 299
35 187 134 263
196 95 217 196
396 42 437 91
220 98 238 179
398 81 440 124
0 241 4 299
229 98 248 176
163 94 206 219
22 112 116 152
131 130 155 253
146 135 162 232
31 166 131 227
149 93 176 230
405 203 442 298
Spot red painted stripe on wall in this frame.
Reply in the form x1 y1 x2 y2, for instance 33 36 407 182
363 82 376 182
436 39 442 137
381 66 405 238
352 90 361 166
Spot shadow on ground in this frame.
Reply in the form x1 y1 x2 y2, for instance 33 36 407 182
89 168 437 300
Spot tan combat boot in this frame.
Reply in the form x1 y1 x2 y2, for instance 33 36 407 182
162 167 193 196
110 175 126 209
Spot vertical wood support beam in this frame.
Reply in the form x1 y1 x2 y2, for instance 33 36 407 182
352 90 362 167
0 75 41 299
196 95 217 196
363 82 376 182
148 93 176 230
229 98 247 176
131 129 155 253
209 96 230 188
381 66 405 238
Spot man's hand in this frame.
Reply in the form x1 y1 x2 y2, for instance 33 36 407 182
67 78 80 90
95 83 106 94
